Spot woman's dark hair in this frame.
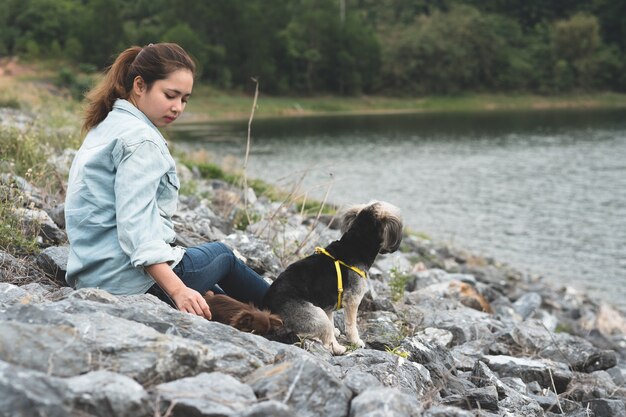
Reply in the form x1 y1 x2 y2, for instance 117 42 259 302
83 43 196 132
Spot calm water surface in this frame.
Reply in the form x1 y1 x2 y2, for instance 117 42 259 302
171 109 626 308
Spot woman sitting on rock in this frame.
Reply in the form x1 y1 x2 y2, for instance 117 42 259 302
64 43 269 319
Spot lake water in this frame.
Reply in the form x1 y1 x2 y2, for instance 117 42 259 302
171 109 626 309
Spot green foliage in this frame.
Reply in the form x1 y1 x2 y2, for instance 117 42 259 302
389 266 413 302
233 210 262 231
1 0 624 94
385 345 409 359
551 13 603 90
0 96 20 109
56 67 95 100
0 194 40 255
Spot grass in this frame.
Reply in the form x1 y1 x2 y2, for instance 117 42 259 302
389 266 413 302
182 84 626 123
0 189 40 255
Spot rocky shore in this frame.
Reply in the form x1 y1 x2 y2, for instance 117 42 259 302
2 111 626 416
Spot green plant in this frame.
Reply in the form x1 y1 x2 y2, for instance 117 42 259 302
389 266 413 302
233 209 261 230
0 96 21 109
0 186 40 255
385 345 409 359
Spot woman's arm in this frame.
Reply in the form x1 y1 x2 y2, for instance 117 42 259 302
145 263 212 319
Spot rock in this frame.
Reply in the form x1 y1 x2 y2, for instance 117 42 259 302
584 398 626 416
472 361 544 416
595 303 626 337
512 292 542 320
0 360 151 417
481 355 572 393
65 370 151 417
566 370 626 403
246 357 352 417
154 372 257 416
349 387 422 417
375 252 413 274
417 327 454 348
45 203 65 229
223 231 283 276
0 282 49 306
400 335 456 387
332 349 433 397
342 370 384 395
13 207 67 245
35 246 69 284
360 310 406 350
498 320 618 373
440 385 499 411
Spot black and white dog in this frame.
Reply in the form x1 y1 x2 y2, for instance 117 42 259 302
262 201 403 355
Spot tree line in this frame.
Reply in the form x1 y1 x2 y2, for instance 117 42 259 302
1 0 625 95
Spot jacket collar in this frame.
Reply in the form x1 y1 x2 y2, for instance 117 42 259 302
112 99 167 144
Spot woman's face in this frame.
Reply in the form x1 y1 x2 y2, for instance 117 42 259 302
131 69 194 128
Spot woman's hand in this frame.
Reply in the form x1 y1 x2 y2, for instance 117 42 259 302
170 286 212 319
145 262 212 320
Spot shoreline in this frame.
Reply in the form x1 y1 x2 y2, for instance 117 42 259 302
179 89 626 124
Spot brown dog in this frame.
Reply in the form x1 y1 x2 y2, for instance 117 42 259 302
204 292 283 335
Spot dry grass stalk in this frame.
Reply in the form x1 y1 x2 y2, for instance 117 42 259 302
242 77 260 226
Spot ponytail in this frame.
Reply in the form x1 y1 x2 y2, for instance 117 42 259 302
82 43 196 133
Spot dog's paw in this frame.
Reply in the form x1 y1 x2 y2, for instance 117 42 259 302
350 338 365 348
330 341 347 355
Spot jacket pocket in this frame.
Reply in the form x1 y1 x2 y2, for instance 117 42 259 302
166 171 180 190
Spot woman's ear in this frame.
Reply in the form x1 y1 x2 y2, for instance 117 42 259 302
132 76 146 95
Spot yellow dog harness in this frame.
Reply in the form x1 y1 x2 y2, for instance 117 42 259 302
315 247 367 310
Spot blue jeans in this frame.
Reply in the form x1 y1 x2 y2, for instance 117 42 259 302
148 242 270 307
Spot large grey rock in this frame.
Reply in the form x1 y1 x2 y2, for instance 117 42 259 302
35 246 68 284
65 370 151 416
0 282 40 306
440 385 499 411
342 370 384 395
472 361 544 416
360 310 407 350
0 360 151 417
332 349 433 397
401 290 503 346
13 207 66 245
349 387 422 417
154 372 257 416
512 292 542 320
481 355 572 393
400 335 456 388
500 321 617 373
246 357 352 417
583 398 626 417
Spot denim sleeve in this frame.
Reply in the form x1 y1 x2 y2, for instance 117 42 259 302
114 140 178 267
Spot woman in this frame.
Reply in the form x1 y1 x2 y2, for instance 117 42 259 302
65 43 269 319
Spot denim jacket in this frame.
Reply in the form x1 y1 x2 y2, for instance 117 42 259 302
65 99 185 295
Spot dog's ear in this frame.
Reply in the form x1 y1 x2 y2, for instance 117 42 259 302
269 314 283 330
231 311 255 332
340 204 366 234
375 202 403 253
